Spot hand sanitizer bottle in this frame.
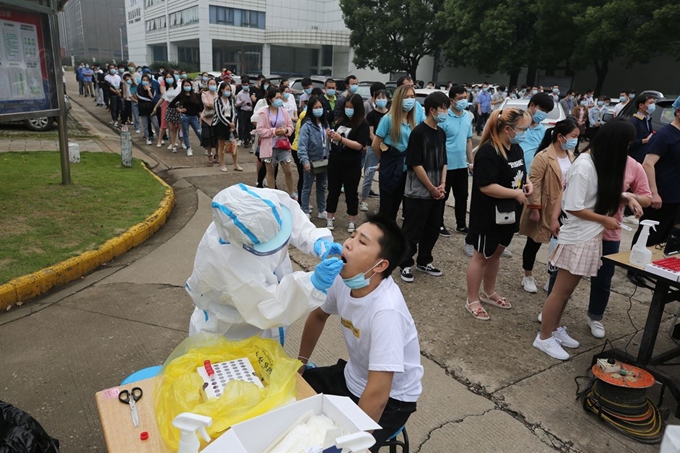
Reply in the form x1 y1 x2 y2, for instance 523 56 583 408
173 413 212 453
630 220 660 266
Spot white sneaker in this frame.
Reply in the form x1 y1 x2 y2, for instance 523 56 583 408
464 243 474 257
347 221 356 233
553 326 580 349
181 142 187 150
326 218 334 231
204 149 208 155
533 333 570 360
317 211 327 220
360 201 369 212
146 138 152 145
167 144 174 150
501 249 513 258
171 147 177 153
588 319 606 338
237 140 243 146
135 129 141 134
114 121 119 128
522 276 538 293
544 280 550 292
187 147 193 157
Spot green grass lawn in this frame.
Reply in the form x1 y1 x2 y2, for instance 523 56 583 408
0 152 167 284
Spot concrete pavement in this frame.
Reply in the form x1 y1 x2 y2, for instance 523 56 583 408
1 76 679 452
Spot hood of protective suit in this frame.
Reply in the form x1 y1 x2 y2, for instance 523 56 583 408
211 183 293 256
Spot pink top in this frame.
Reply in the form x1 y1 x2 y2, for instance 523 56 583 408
201 91 218 123
256 107 293 159
605 156 652 241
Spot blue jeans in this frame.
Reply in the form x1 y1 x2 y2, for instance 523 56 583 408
361 146 380 200
301 170 327 214
588 240 620 321
131 102 140 131
181 114 202 149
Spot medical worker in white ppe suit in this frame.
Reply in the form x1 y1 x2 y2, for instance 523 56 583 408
186 183 344 342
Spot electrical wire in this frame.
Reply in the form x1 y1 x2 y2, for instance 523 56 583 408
623 285 639 359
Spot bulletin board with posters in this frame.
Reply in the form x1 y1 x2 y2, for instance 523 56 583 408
0 3 59 119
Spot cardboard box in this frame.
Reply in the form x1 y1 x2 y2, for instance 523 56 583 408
202 394 381 453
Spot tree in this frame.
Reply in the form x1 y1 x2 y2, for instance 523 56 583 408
439 0 544 87
339 0 446 79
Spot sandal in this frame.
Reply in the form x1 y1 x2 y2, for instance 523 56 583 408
233 166 243 171
465 300 490 320
220 167 228 172
480 291 512 309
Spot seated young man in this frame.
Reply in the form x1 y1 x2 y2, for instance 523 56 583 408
297 213 423 452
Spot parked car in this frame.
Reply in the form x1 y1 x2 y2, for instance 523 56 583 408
3 95 73 131
612 94 677 133
413 88 451 105
498 98 566 130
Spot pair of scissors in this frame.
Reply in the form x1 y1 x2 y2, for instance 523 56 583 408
118 387 143 428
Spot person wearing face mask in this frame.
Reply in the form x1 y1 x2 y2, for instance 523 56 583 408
82 64 93 97
320 78 338 125
104 64 123 128
297 96 331 219
627 94 656 163
439 86 474 239
572 97 589 144
298 213 422 453
372 85 419 221
396 77 426 123
120 73 134 129
549 85 560 103
200 78 220 165
333 75 360 122
398 92 449 283
257 88 295 195
587 95 610 141
193 72 210 93
518 119 578 295
613 91 630 117
235 76 254 148
135 74 160 146
151 75 181 151
522 93 554 171
169 79 203 157
215 82 243 172
559 90 576 116
464 108 534 320
360 86 389 211
491 85 505 111
299 77 314 110
475 83 492 136
325 94 370 233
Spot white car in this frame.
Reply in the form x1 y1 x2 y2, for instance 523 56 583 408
414 88 449 105
498 98 566 130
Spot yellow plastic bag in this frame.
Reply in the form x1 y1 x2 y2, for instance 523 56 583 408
154 333 302 450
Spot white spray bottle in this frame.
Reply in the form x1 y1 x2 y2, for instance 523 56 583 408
172 413 212 453
630 220 660 266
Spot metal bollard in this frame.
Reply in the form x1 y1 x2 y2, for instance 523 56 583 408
68 141 80 163
120 125 132 167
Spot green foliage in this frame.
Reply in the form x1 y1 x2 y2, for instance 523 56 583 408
149 61 198 73
340 0 446 78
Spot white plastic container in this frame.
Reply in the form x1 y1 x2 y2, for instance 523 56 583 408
630 220 660 266
68 142 80 163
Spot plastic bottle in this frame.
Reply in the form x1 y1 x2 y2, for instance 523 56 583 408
630 220 660 266
172 413 212 453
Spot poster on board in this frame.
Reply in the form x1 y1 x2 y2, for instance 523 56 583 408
0 5 57 115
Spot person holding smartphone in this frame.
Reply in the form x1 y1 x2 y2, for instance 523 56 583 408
235 76 254 148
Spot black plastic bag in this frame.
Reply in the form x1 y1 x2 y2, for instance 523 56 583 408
0 401 60 453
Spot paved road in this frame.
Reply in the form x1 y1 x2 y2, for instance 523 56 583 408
0 77 678 452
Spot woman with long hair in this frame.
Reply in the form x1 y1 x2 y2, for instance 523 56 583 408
465 108 534 321
135 73 160 146
297 96 330 218
325 94 370 232
201 78 219 165
214 82 242 172
534 118 642 360
371 84 418 220
256 87 294 195
152 74 181 151
518 119 578 293
171 79 203 157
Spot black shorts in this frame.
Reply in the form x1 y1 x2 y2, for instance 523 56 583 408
468 230 514 259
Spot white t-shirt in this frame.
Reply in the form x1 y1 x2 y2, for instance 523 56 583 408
613 102 627 116
162 86 180 103
557 155 572 186
320 276 423 403
283 96 297 119
104 73 121 90
558 153 603 244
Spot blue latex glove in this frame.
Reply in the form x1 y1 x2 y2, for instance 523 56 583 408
314 238 342 260
311 257 344 293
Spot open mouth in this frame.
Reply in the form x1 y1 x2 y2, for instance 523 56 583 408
341 255 347 263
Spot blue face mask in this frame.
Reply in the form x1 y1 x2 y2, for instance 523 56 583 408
510 130 526 144
263 84 269 91
223 91 231 98
435 111 448 124
455 99 469 111
165 78 175 85
402 98 416 112
532 89 538 95
174 74 179 81
126 80 132 85
135 77 141 83
482 87 489 92
597 101 605 107
283 92 290 100
118 68 125 74
304 88 312 95
561 137 578 150
272 99 284 108
375 99 388 109
209 85 217 92
349 85 359 94
619 96 626 102
647 103 656 114
203 76 209 82
345 108 354 118
533 110 548 123
181 74 187 79
552 88 559 94
110 69 116 74
243 86 249 91
580 100 587 106
326 89 336 97
142 81 150 86
313 108 324 118
342 260 384 289
183 86 191 92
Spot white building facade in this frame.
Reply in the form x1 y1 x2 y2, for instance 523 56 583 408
125 0 385 80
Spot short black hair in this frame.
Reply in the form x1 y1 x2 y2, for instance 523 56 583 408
529 92 555 112
324 78 335 87
634 94 654 110
345 75 357 85
301 77 312 87
370 82 386 97
364 213 407 279
449 85 466 98
396 76 413 87
241 76 250 84
311 87 324 96
424 91 450 114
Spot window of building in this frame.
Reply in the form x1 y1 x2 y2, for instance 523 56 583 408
208 5 264 29
169 6 199 28
152 45 167 62
145 16 166 32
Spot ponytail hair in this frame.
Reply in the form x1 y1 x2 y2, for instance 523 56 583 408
536 118 579 155
479 108 531 159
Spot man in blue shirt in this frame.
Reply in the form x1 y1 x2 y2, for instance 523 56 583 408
439 85 473 237
521 93 554 171
475 83 492 135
